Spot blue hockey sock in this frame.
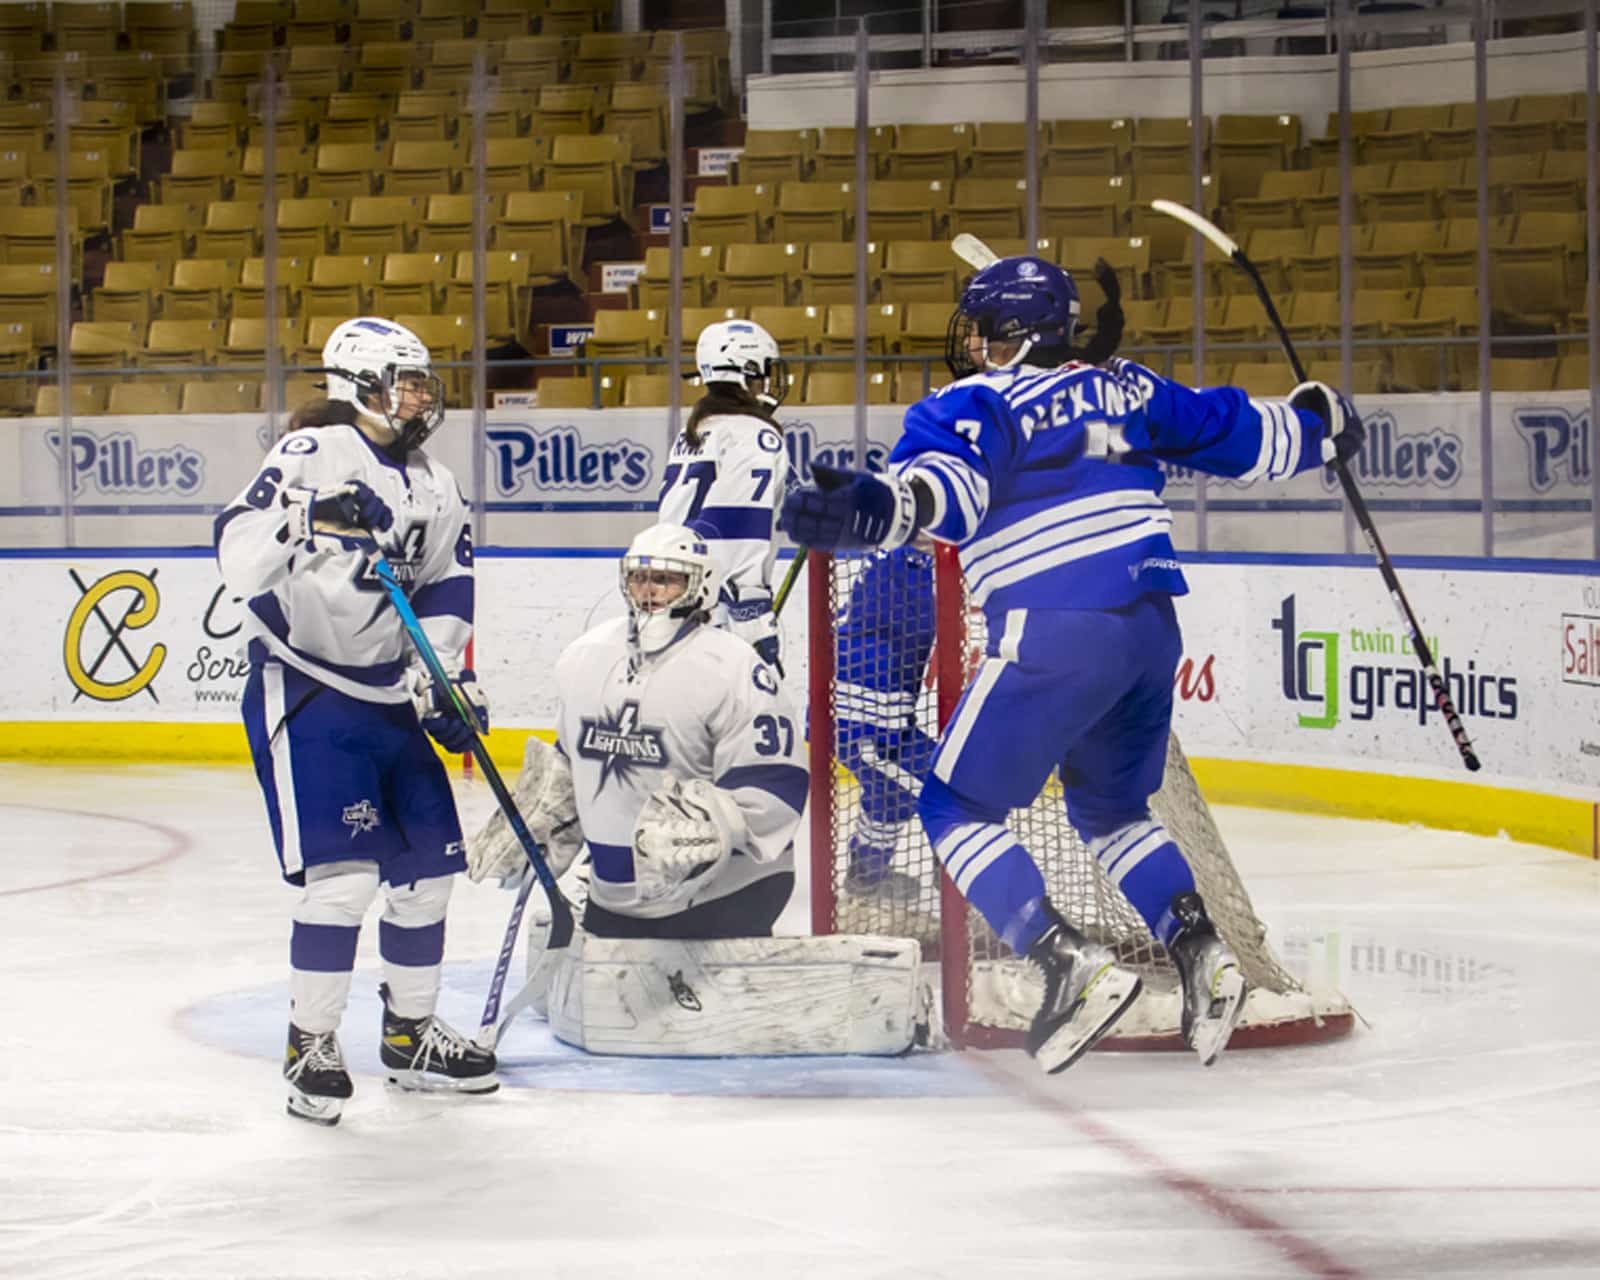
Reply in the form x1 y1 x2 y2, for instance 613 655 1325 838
921 775 1049 955
1087 820 1195 947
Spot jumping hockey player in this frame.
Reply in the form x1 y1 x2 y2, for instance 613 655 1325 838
468 523 926 1057
779 255 1365 1074
216 316 497 1124
659 319 791 671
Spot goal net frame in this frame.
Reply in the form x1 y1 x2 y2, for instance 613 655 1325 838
806 544 1355 1052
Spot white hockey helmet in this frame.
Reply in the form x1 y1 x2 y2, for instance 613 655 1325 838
694 318 789 410
320 316 447 450
619 522 723 656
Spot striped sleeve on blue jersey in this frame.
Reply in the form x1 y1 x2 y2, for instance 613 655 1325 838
890 382 1014 543
1108 359 1328 480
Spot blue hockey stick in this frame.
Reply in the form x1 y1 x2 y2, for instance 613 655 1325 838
369 550 576 1045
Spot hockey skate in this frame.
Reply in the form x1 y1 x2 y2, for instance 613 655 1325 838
284 1023 354 1126
1167 892 1248 1067
379 984 500 1094
1025 909 1143 1075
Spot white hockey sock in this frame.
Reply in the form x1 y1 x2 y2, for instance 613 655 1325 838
379 875 452 1020
290 863 380 1034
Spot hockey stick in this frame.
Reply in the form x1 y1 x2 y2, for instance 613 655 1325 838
952 232 1000 270
476 864 538 1047
772 547 806 617
1150 198 1481 772
368 550 580 1047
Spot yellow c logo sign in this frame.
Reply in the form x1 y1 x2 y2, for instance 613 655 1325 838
64 570 167 702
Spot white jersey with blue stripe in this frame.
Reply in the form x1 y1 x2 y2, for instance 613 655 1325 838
658 411 789 628
214 423 474 704
891 356 1330 612
554 617 805 919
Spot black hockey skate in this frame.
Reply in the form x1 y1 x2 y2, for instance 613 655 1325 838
1025 905 1143 1075
1167 892 1248 1067
379 984 499 1095
284 1023 353 1126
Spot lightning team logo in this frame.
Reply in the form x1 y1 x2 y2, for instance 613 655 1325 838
577 700 668 794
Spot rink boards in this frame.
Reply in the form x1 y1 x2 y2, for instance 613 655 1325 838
2 548 1598 858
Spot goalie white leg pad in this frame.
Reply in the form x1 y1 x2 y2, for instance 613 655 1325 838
548 934 927 1057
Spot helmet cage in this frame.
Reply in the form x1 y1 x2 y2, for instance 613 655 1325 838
704 352 790 411
337 362 446 452
618 542 719 655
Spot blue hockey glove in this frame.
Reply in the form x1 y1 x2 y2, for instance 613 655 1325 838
412 668 489 753
778 463 920 551
286 480 395 550
1289 380 1366 470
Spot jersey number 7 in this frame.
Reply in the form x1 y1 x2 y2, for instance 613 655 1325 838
660 461 717 519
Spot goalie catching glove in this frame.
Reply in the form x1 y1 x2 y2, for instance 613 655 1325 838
408 667 489 753
631 777 750 910
1288 380 1366 470
777 463 928 553
467 734 584 887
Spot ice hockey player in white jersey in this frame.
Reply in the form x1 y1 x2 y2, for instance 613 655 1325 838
215 316 497 1124
781 255 1366 1075
658 319 791 671
468 524 928 1057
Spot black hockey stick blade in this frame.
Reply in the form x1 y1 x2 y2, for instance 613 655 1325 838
1149 200 1481 772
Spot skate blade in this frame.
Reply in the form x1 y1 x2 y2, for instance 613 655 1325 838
1036 970 1144 1076
286 1091 343 1126
1192 966 1249 1068
384 1069 501 1095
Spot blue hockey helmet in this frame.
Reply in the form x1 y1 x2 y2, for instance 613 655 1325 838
945 255 1082 379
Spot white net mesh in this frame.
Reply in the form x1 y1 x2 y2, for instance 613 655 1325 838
813 546 1350 1047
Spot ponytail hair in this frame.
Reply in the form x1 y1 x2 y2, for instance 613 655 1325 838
684 382 769 449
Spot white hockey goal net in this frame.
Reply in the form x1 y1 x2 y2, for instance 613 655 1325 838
806 545 1354 1051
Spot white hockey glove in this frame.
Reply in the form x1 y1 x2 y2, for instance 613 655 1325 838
282 480 395 550
407 667 489 754
631 778 750 910
468 735 584 887
1288 380 1366 469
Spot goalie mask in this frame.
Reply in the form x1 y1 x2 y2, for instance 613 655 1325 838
620 522 723 656
695 319 790 411
321 317 447 453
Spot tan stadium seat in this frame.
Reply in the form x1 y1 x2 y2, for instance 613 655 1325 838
91 262 165 328
543 134 632 226
1362 159 1460 223
1350 288 1421 340
342 196 422 256
1420 216 1515 288
1305 357 1385 395
1286 223 1367 294
394 313 474 400
1231 168 1324 232
718 243 802 310
820 302 899 369
277 198 343 258
801 368 891 406
1 207 81 279
235 144 316 202
583 308 664 379
879 241 961 305
814 127 891 182
1241 226 1315 295
386 141 463 197
222 316 305 366
1119 297 1169 345
106 380 183 415
1038 175 1130 241
0 263 64 347
140 319 224 370
866 179 951 242
496 190 586 287
159 149 237 204
749 305 825 359
969 122 1033 180
498 35 566 90
484 138 547 194
734 129 815 186
637 243 720 310
372 252 453 315
676 306 744 359
603 84 667 168
1282 291 1340 344
482 89 539 140
70 321 143 371
899 302 955 358
443 251 529 345
1553 355 1592 391
689 184 775 247
194 201 264 259
284 46 347 98
353 41 417 97
1509 150 1591 215
887 124 973 184
773 182 855 244
800 240 885 305
1230 363 1292 398
181 380 263 413
1058 234 1150 301
534 83 602 137
621 374 677 408
35 383 110 416
1212 113 1299 206
1354 222 1445 291
1043 117 1132 177
391 91 460 144
892 363 952 404
1359 104 1450 165
538 374 622 410
236 259 312 318
304 254 385 317
417 194 491 253
1127 173 1214 263
162 259 240 320
0 321 33 413
1304 108 1389 167
417 5 471 48
310 143 384 199
1298 163 1392 228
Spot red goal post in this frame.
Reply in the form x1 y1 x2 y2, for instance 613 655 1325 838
807 544 1355 1051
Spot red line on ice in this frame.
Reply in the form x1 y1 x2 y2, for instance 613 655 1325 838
0 803 194 897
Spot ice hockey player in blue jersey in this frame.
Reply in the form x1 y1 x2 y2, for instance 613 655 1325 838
780 255 1365 1074
659 320 792 672
834 546 938 900
215 317 498 1124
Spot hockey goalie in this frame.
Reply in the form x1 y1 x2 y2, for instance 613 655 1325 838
468 523 927 1057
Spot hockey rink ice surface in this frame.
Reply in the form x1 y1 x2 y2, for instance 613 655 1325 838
3 761 1598 1280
